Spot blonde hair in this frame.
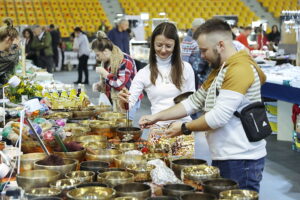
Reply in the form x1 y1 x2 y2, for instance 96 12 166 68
0 18 18 42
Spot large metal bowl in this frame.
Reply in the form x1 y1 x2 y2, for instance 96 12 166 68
182 165 220 191
67 135 107 145
202 178 239 197
126 163 156 182
116 127 142 142
114 154 145 168
34 158 78 177
180 193 217 200
171 158 207 179
20 153 46 171
17 170 60 191
219 189 259 200
25 187 61 199
50 178 82 191
67 186 116 200
80 161 110 175
76 182 108 189
162 184 195 197
89 122 116 139
97 171 134 187
65 171 95 183
53 148 86 162
85 149 122 164
114 183 151 200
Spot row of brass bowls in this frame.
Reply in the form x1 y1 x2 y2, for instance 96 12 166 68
34 158 78 178
162 184 195 197
16 170 61 191
67 186 116 200
171 158 208 179
97 171 135 187
25 187 61 199
65 171 95 183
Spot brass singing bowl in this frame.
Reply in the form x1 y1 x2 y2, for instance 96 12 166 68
80 161 110 175
146 197 178 200
202 178 239 197
34 159 78 178
76 182 108 188
115 197 139 200
63 123 89 132
115 143 137 152
98 168 126 174
182 165 220 183
67 135 107 145
219 189 259 200
67 186 116 200
25 187 61 199
71 127 92 136
99 112 126 120
17 170 61 191
115 119 133 127
83 141 108 150
143 153 165 161
180 193 217 200
46 112 72 119
171 158 208 179
114 154 145 168
85 149 122 164
72 110 95 119
92 105 113 114
65 171 95 183
50 178 82 190
97 171 135 187
114 183 152 200
162 184 195 197
116 127 142 142
20 153 47 171
126 163 156 182
53 148 86 162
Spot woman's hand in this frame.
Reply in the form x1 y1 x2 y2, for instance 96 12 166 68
118 88 130 110
96 67 109 78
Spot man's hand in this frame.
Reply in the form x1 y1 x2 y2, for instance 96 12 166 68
139 115 158 129
165 121 183 138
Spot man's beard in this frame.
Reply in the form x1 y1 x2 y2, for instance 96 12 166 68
209 49 222 69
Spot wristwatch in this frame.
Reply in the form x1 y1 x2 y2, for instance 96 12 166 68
181 122 192 135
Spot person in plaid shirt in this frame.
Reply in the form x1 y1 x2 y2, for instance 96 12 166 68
91 31 142 117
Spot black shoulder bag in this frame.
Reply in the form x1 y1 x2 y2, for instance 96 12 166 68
234 102 272 142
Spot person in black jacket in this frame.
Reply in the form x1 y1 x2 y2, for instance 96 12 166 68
49 24 61 69
267 25 281 46
22 28 36 64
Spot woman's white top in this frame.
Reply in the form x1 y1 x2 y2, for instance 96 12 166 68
129 55 195 125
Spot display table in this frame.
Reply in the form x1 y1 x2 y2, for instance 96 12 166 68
261 82 300 141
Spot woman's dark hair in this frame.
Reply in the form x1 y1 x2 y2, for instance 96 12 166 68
91 31 113 51
74 27 82 33
22 28 34 39
272 25 279 33
149 22 183 90
0 18 18 42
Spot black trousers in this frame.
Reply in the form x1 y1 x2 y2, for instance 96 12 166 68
77 55 89 82
36 55 54 73
52 45 59 67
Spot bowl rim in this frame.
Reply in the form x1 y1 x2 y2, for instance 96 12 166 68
17 169 60 179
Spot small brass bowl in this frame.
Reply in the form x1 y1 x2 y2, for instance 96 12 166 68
65 171 95 183
143 153 165 161
53 148 86 162
116 127 142 142
71 127 91 136
114 183 151 200
126 163 155 182
114 155 145 168
25 187 61 199
83 141 108 150
171 158 207 179
70 135 107 144
46 112 72 119
98 168 125 174
202 178 239 197
34 159 78 177
97 171 135 187
20 153 46 171
181 193 217 200
162 184 195 197
50 178 82 191
115 143 137 152
17 170 60 191
72 110 95 119
85 149 122 164
67 186 116 200
219 189 259 200
76 182 108 188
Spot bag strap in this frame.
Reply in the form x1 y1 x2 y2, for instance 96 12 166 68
234 111 241 118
